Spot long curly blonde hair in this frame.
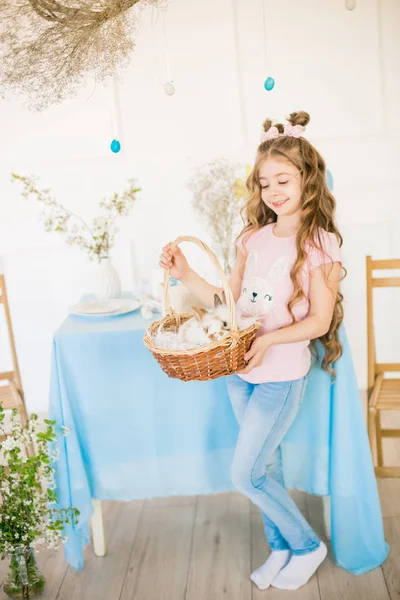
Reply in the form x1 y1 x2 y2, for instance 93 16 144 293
238 111 345 374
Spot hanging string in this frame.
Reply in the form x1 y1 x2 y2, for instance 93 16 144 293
261 0 274 91
376 0 387 133
230 0 248 146
151 5 164 86
84 76 97 102
262 0 268 70
109 69 122 153
151 5 175 94
162 9 172 82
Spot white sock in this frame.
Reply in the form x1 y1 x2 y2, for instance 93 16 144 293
250 549 291 590
271 541 328 590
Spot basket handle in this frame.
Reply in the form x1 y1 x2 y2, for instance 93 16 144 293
163 236 238 332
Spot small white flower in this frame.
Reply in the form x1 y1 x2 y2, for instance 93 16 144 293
50 448 60 461
1 437 18 451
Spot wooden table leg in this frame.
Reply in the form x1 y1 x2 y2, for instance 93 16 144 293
322 495 331 541
91 499 106 556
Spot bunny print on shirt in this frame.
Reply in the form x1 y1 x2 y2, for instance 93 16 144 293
237 250 291 318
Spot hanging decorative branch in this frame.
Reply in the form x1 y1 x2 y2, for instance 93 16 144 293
0 0 163 111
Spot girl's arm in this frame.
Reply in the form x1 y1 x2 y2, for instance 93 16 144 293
181 249 246 308
238 261 341 374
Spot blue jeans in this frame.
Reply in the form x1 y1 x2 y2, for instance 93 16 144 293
226 373 321 555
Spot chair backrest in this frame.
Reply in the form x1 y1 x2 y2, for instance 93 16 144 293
0 274 23 396
366 257 400 392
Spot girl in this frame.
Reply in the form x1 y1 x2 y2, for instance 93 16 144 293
159 111 344 591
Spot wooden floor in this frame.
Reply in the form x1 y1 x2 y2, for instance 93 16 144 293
0 483 399 600
1 399 399 600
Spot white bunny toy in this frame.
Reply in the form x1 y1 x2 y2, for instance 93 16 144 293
154 292 258 350
237 251 290 318
177 296 230 347
212 291 256 331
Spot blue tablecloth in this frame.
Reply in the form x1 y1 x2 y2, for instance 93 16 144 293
48 307 389 574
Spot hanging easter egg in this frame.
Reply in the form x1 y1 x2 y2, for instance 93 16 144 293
264 77 275 91
164 81 176 96
110 139 121 153
345 0 356 10
326 169 334 191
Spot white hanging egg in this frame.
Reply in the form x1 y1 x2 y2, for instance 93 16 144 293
164 81 176 96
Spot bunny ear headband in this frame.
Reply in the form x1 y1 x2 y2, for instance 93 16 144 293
260 122 305 143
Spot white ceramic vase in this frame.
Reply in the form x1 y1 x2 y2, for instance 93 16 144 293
95 259 121 300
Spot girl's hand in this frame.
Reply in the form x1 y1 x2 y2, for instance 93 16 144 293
159 244 191 281
237 334 272 374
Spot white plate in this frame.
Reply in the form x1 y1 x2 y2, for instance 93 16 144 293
69 299 141 317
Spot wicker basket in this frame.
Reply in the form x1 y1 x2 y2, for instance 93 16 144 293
143 236 260 382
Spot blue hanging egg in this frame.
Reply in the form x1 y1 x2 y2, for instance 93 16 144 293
264 77 275 91
326 169 334 191
110 139 121 153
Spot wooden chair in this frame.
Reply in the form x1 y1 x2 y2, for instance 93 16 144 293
0 274 31 452
366 256 400 477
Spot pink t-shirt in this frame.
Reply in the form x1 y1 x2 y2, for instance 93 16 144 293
236 223 342 384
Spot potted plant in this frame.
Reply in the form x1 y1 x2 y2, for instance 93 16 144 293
0 406 79 599
12 174 141 300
